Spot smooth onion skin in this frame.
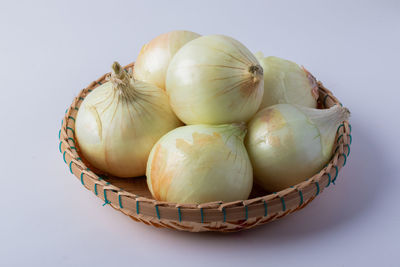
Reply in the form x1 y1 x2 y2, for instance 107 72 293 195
255 55 318 110
133 30 200 90
166 35 264 125
146 124 253 204
75 80 182 178
245 104 327 192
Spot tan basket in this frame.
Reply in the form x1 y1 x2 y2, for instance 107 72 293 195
59 62 351 232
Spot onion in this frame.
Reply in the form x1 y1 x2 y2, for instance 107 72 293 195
255 52 319 109
245 104 350 192
166 35 264 125
75 62 182 177
133 30 200 90
146 123 253 204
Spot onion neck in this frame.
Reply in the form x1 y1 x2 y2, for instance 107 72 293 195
249 64 263 83
296 105 350 158
110 61 136 98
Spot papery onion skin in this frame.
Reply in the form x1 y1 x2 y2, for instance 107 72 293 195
133 30 200 90
245 104 350 192
166 35 264 125
75 62 182 178
146 123 253 204
255 53 318 110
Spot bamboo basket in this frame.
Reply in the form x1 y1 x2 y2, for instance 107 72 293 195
59 62 351 232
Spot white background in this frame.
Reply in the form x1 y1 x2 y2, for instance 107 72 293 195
1 0 399 266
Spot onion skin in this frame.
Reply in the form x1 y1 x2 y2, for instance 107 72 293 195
166 35 264 125
75 62 182 178
255 54 318 109
133 30 200 90
146 123 253 204
245 104 349 192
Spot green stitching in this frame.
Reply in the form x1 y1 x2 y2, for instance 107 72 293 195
80 172 85 185
66 127 75 134
68 137 75 144
136 200 139 214
315 182 320 196
326 173 331 187
263 200 268 217
280 197 286 212
298 190 304 205
178 207 182 222
244 205 248 220
118 195 123 209
102 189 110 206
63 151 67 163
69 161 73 174
156 205 160 219
222 207 226 222
200 208 204 223
340 153 347 166
332 166 339 184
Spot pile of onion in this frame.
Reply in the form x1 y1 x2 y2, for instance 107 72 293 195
74 30 350 205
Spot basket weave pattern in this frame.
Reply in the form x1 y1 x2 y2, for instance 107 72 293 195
59 63 351 232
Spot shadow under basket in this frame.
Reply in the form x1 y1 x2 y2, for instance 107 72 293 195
59 62 352 233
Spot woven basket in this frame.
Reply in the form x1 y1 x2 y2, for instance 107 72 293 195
59 62 351 233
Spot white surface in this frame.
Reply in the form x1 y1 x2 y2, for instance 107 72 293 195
1 0 399 266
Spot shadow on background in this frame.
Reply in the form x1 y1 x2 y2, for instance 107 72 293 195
149 119 394 247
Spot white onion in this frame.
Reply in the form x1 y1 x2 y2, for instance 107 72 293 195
245 104 350 192
146 123 253 204
133 30 200 90
75 62 182 177
255 52 318 109
166 35 264 125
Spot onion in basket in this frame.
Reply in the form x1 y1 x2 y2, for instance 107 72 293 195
166 35 264 125
245 104 350 192
75 62 182 178
146 123 253 204
255 52 319 109
133 30 200 90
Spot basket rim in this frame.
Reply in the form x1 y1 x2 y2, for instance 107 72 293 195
59 62 351 231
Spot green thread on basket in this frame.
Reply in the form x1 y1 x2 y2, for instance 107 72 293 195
200 208 204 223
102 189 110 206
79 97 84 101
66 127 75 134
59 141 62 153
136 200 140 214
118 195 123 209
63 151 67 163
70 147 77 151
280 197 286 212
349 124 352 133
315 182 320 196
345 144 351 156
326 173 331 188
337 123 344 133
68 137 75 144
76 157 81 161
59 129 61 139
155 205 160 220
323 94 330 106
337 134 343 143
65 108 68 114
332 165 339 184
80 172 85 185
222 207 226 222
244 206 248 220
61 119 63 126
97 81 102 85
94 184 98 195
69 161 73 174
349 134 352 144
340 153 347 166
263 200 268 217
298 190 304 205
68 116 75 122
74 107 79 111
178 207 182 222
